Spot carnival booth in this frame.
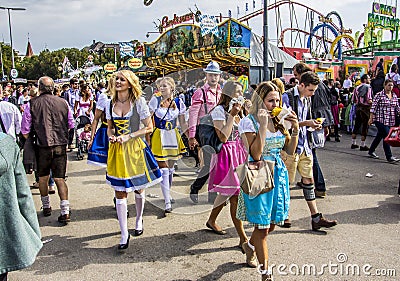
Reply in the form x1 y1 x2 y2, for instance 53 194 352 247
144 18 251 77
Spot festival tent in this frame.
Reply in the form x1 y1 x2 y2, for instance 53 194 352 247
250 33 298 84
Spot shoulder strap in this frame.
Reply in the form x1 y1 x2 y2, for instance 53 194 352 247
200 87 208 114
109 100 114 127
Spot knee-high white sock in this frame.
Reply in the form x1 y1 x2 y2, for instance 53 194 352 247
116 198 129 244
160 168 171 210
41 195 51 209
168 168 174 187
60 200 70 215
135 192 145 231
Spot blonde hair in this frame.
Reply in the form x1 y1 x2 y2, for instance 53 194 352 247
271 78 285 106
249 81 288 137
159 76 176 93
111 70 142 104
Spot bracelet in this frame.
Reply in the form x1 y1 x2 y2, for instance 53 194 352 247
129 133 135 139
291 131 299 137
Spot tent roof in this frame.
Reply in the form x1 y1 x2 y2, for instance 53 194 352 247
251 33 298 68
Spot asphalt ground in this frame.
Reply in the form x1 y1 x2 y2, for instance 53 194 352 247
11 133 400 281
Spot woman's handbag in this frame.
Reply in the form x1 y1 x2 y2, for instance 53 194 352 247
235 114 274 198
384 126 400 147
235 159 275 198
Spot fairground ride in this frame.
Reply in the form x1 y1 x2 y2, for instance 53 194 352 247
239 0 356 59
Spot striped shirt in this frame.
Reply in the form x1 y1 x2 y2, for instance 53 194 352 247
370 90 400 126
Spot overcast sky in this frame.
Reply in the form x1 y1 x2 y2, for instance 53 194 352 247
0 0 396 55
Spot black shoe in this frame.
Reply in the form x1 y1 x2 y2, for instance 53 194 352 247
190 187 199 204
368 152 379 159
133 229 143 236
360 146 369 151
351 144 359 149
326 136 331 141
335 138 340 142
113 197 116 210
164 208 172 216
58 213 71 224
117 234 130 250
190 193 198 204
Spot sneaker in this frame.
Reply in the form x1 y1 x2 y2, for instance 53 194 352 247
315 190 326 198
387 157 400 163
368 152 379 159
32 182 39 189
351 144 359 149
58 213 71 224
43 207 52 217
312 214 337 231
360 146 369 151
242 242 257 268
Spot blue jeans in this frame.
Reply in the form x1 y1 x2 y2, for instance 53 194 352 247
312 148 325 192
369 121 392 160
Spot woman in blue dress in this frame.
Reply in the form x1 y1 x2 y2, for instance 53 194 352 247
237 81 299 281
106 70 162 250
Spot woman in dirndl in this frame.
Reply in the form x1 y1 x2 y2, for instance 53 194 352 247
148 77 187 216
106 70 162 250
87 75 115 166
237 81 299 281
204 81 248 247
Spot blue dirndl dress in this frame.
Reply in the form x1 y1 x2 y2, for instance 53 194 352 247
87 122 109 167
237 117 290 228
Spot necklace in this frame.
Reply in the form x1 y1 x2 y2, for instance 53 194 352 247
117 97 129 104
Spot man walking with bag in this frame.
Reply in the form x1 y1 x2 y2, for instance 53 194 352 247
188 61 222 204
21 76 75 224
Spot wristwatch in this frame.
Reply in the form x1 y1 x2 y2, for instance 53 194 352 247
129 133 135 139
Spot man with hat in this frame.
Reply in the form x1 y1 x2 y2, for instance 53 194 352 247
188 61 222 204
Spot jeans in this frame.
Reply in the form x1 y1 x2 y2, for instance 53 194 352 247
190 146 213 193
312 148 325 192
369 121 392 160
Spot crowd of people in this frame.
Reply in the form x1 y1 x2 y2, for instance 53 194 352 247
0 59 399 281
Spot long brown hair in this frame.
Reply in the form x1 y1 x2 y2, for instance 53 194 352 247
249 81 289 137
217 80 244 117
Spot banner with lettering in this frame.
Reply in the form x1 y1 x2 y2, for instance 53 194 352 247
119 42 135 58
199 15 219 36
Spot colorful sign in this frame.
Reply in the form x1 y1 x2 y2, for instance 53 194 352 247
128 58 143 69
161 12 195 30
103 63 117 73
367 13 400 30
372 2 396 17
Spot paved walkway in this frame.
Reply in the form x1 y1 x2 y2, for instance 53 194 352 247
12 133 400 281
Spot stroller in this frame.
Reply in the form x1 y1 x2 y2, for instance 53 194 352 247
75 115 92 160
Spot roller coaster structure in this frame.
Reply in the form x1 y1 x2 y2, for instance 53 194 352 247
238 0 355 59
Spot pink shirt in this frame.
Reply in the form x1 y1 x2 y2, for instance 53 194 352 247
188 83 221 138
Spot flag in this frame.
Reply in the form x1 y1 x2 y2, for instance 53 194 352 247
119 42 135 58
246 3 249 12
199 15 219 36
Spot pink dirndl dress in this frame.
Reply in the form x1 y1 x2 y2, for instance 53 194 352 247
208 129 247 196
